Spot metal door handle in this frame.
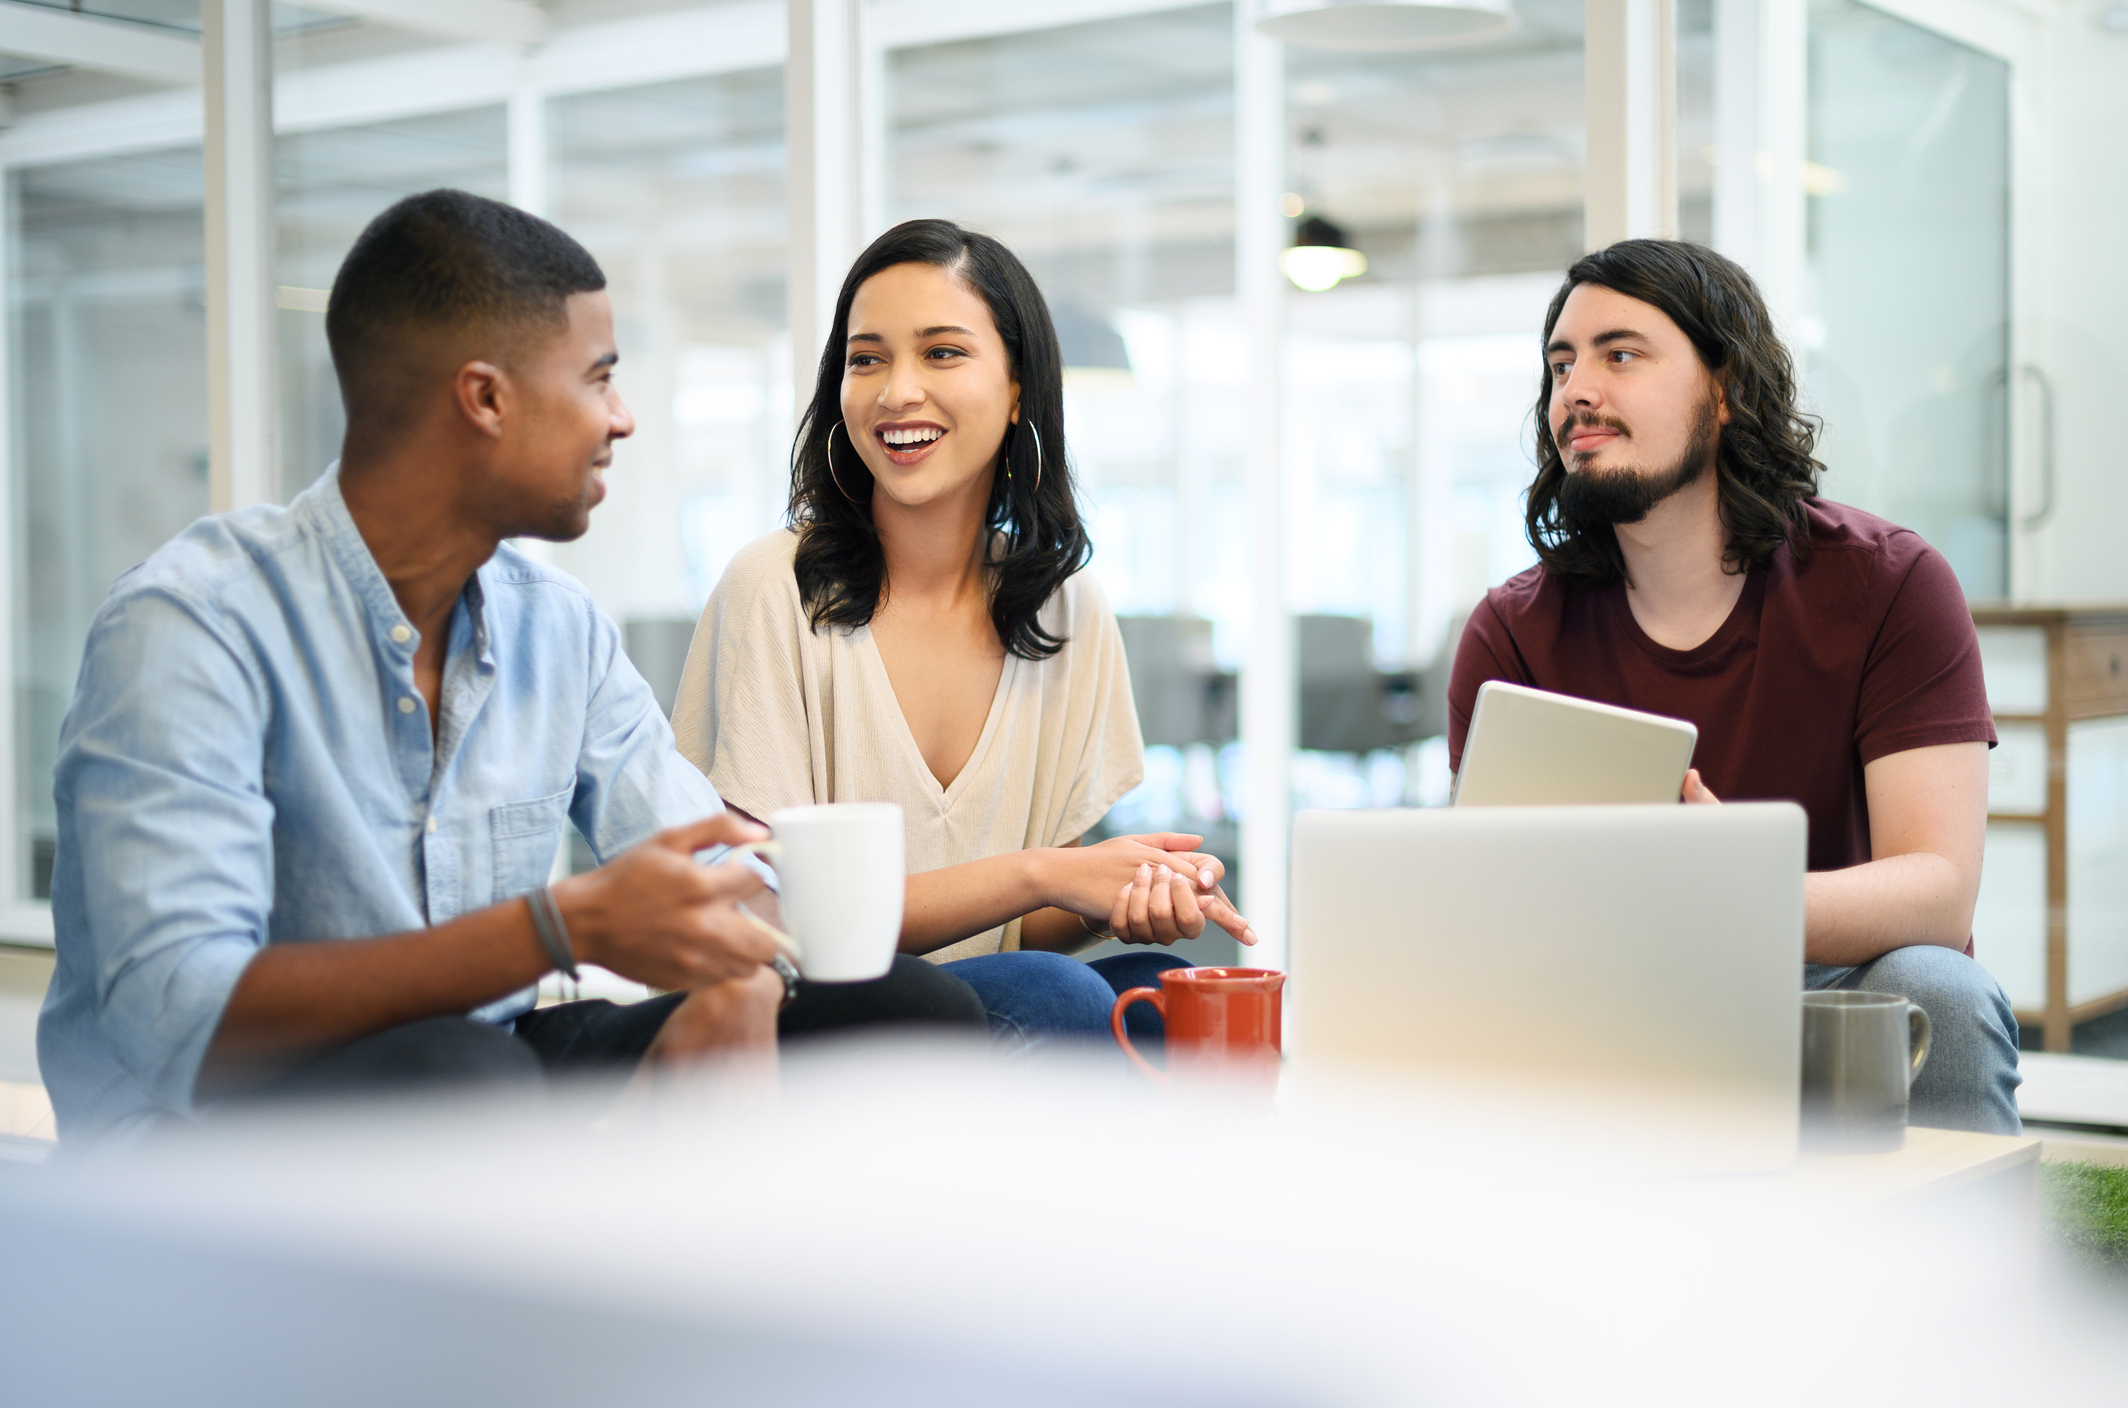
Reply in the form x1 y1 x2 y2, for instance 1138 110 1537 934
2020 364 2055 529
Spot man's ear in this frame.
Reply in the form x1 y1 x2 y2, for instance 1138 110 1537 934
1713 367 1733 427
453 360 509 439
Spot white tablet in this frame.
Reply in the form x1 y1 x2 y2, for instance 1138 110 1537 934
1453 680 1698 807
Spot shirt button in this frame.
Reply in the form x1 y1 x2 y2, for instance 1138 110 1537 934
390 625 412 644
398 697 417 714
426 817 439 834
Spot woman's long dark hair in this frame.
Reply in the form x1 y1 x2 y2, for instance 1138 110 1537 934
1524 239 1824 587
788 219 1090 660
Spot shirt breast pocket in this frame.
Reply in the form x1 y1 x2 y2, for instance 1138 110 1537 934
489 786 573 901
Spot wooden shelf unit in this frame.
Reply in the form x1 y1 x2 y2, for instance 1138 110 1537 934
1971 606 2128 1052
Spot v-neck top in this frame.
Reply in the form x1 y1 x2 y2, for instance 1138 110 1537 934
672 529 1144 960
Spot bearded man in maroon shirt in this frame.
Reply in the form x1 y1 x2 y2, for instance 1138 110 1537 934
1447 239 2019 1134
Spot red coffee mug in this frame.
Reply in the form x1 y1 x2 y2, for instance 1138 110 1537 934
1110 967 1287 1089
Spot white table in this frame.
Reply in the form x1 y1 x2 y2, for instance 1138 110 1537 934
1758 1125 2042 1212
0 1049 2109 1408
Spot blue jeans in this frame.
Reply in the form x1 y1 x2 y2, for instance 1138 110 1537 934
1806 946 2022 1134
940 950 1192 1054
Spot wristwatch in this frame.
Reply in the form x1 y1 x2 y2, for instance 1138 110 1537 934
770 951 802 1009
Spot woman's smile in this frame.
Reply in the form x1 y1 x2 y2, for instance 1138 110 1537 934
875 420 947 468
840 262 1020 509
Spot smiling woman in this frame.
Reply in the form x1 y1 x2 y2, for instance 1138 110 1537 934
790 223 1082 664
670 219 1256 1050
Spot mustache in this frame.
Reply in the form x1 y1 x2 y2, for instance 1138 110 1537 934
1555 412 1630 448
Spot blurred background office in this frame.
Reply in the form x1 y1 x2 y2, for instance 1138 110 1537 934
0 0 2119 1068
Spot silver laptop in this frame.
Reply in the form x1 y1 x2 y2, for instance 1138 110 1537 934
1454 680 1698 807
1289 803 1807 1171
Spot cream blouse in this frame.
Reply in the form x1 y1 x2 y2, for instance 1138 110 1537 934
670 529 1144 961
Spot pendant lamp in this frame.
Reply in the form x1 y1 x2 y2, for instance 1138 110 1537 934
1256 0 1517 51
1280 216 1368 292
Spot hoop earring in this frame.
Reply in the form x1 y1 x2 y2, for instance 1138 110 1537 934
1023 421 1043 498
825 421 867 507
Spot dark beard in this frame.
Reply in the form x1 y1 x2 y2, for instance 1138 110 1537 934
1556 395 1718 529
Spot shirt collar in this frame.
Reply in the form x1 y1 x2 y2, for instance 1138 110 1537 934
296 463 495 667
461 568 495 670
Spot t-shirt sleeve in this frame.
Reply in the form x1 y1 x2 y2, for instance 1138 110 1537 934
1051 575 1145 844
1446 595 1533 774
670 534 822 820
1854 539 1997 765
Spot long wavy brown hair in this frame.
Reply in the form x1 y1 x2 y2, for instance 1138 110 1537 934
1525 240 1823 587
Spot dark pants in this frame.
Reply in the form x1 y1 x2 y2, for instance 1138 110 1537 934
233 955 985 1106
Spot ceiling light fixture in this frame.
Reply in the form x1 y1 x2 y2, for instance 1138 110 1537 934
1051 301 1136 389
1281 216 1368 292
1256 0 1517 52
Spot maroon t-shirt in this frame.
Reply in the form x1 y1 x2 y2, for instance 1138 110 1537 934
1447 499 1996 877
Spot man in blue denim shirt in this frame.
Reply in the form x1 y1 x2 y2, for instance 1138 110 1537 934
38 191 981 1146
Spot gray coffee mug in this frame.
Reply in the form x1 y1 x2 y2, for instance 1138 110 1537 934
1801 991 1931 1152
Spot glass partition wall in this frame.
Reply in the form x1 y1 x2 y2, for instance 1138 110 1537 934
544 69 790 674
1801 0 2011 601
0 0 2113 947
0 21 791 906
276 107 511 501
1277 2 1583 815
10 149 211 899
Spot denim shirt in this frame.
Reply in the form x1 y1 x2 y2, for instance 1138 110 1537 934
38 468 732 1144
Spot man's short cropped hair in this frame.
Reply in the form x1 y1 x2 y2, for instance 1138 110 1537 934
1524 239 1825 587
326 189 607 455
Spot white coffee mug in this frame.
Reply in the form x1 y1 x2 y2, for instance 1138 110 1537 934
717 802 904 983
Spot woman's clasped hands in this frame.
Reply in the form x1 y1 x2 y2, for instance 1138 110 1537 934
1038 832 1257 949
